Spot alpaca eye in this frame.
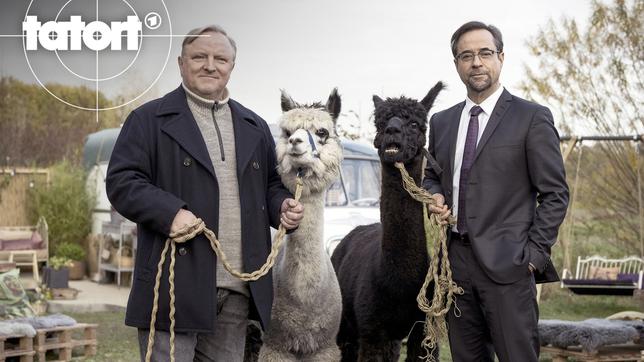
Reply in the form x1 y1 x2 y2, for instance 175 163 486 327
409 122 419 129
283 129 291 138
315 128 329 139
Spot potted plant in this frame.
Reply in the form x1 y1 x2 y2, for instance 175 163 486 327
42 256 72 289
55 242 86 280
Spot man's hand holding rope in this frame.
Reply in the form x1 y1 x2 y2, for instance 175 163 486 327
280 198 304 230
171 198 304 236
427 193 451 226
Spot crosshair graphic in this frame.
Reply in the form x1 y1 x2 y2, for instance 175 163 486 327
19 0 173 117
0 0 219 123
1 0 213 121
53 0 143 83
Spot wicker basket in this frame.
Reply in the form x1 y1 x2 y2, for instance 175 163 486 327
111 247 134 268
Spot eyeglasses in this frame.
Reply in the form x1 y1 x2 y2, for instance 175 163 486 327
455 49 500 63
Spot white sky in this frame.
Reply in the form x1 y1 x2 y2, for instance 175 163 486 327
0 0 592 131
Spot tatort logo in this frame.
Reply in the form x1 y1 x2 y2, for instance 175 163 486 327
22 15 142 51
18 0 172 112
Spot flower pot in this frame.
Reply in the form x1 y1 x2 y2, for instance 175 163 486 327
42 267 69 289
68 260 86 280
111 247 134 268
32 301 48 315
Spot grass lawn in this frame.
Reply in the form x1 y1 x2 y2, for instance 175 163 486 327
67 310 138 362
66 284 641 361
539 283 642 320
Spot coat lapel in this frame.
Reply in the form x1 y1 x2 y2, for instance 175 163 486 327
448 102 466 182
156 87 268 182
229 100 264 180
158 87 216 179
474 89 513 161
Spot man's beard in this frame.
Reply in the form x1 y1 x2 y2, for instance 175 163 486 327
468 73 491 92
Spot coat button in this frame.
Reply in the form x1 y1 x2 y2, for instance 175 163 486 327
252 161 259 170
261 205 265 211
178 247 187 256
183 157 192 167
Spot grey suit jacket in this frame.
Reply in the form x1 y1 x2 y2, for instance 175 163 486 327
423 89 569 284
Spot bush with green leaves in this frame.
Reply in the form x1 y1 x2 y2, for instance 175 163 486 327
55 241 86 261
29 160 94 252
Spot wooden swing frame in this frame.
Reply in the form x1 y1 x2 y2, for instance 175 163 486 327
557 135 644 296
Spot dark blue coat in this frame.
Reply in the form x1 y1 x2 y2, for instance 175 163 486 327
106 86 291 333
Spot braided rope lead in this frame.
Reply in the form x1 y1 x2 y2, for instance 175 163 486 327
394 162 463 362
145 176 304 362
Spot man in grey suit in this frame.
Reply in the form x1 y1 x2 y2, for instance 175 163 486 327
423 21 569 361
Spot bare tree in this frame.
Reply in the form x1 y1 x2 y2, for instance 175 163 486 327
521 0 643 261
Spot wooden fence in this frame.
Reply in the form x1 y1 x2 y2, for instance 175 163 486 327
0 168 49 226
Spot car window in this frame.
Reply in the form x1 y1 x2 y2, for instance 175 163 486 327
326 178 347 206
325 158 381 207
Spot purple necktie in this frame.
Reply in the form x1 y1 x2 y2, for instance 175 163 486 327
457 106 483 234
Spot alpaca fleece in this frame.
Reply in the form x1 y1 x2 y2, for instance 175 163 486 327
258 89 343 362
539 318 644 352
332 82 444 361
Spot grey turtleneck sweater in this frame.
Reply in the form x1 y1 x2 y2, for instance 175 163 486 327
183 84 247 296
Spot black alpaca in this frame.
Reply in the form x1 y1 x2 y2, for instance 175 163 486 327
331 82 444 361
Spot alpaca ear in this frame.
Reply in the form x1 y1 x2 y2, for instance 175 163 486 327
280 89 299 112
420 81 445 113
372 95 384 108
325 87 341 123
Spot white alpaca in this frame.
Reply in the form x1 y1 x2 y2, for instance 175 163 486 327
258 89 343 362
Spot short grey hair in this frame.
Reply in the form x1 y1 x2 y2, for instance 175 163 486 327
181 24 237 59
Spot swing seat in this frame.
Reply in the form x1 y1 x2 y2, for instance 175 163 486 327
561 256 644 296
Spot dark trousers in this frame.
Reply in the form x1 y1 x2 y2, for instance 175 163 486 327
137 289 249 362
447 233 539 362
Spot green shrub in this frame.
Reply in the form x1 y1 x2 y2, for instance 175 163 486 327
28 160 94 252
55 241 86 261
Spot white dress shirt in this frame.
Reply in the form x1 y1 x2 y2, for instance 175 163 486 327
452 85 505 233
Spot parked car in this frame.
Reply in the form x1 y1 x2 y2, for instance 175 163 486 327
83 127 381 256
319 140 380 255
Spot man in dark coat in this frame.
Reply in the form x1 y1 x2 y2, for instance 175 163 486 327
423 21 569 361
106 24 303 361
